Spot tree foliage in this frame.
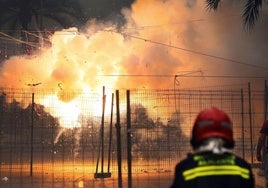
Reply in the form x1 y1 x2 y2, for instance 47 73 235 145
0 0 83 51
206 0 266 31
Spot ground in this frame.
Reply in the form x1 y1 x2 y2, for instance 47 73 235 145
0 165 266 187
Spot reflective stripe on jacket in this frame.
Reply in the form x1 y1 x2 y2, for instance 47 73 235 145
170 152 254 188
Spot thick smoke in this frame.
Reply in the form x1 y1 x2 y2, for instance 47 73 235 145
1 0 267 91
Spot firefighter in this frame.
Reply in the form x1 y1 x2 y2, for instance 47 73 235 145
256 120 268 179
170 107 255 188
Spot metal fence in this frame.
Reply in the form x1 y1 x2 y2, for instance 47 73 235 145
0 81 267 187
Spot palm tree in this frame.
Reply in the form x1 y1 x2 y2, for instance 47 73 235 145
0 0 83 55
206 0 266 31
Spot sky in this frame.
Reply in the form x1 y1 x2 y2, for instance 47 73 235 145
0 0 267 128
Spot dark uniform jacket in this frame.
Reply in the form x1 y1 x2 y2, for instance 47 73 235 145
260 120 268 152
170 152 254 188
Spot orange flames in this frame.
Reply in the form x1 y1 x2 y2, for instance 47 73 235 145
0 0 265 129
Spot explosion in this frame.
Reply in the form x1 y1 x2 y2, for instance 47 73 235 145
0 0 267 132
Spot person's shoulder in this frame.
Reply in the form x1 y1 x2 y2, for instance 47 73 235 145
232 154 252 167
179 153 194 162
175 153 195 167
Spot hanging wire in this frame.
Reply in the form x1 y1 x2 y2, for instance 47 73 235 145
100 26 268 70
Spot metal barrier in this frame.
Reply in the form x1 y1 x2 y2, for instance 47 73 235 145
0 82 267 187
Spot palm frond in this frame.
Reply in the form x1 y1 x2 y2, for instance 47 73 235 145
0 0 83 54
0 0 82 31
205 0 221 11
242 0 263 31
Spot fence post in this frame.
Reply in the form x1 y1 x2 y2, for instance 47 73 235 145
107 93 114 173
248 83 253 164
116 90 122 188
264 80 268 120
30 93 34 176
126 90 132 188
241 89 245 159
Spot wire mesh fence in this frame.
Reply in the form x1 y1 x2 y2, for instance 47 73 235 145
0 81 267 187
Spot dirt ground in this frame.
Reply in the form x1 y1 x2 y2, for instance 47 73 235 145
0 167 266 188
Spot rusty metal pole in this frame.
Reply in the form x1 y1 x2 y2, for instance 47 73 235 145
107 93 114 173
126 90 132 188
248 82 253 164
115 90 122 188
264 80 268 120
30 93 34 176
241 89 245 159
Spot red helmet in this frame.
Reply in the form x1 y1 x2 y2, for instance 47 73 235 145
190 107 234 148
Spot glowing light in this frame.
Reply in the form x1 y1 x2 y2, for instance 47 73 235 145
43 95 81 129
78 181 84 188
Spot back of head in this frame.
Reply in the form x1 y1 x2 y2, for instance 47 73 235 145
190 107 234 149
